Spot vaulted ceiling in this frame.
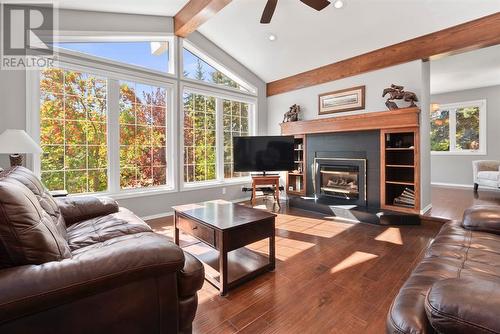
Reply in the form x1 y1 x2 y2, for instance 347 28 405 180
199 0 500 82
57 0 189 16
57 0 500 85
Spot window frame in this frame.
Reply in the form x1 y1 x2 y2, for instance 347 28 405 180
27 54 178 198
431 99 487 156
180 82 257 191
51 34 177 77
181 40 257 96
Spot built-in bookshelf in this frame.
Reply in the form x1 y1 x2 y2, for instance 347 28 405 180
286 135 306 196
380 128 420 214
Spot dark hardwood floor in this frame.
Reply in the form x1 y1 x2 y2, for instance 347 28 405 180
147 186 500 333
427 185 500 221
149 203 441 333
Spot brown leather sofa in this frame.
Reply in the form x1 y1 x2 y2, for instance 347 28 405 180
0 166 204 334
387 205 500 334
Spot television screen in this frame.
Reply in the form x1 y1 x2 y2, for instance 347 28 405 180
233 136 295 172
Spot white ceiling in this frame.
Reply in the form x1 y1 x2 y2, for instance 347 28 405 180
199 0 500 82
431 44 500 94
57 0 189 16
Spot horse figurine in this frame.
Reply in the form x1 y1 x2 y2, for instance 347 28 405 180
283 104 300 123
382 84 418 110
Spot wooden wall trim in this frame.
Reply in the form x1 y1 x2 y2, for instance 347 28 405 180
174 0 232 38
267 12 500 96
280 108 419 136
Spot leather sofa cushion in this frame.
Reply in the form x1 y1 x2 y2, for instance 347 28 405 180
0 180 71 268
67 208 153 252
178 252 205 298
425 277 500 334
0 167 68 240
462 205 500 235
55 196 119 227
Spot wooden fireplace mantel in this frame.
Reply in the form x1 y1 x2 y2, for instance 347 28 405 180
280 107 419 135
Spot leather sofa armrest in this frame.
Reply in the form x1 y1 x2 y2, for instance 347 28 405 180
0 232 184 324
462 205 500 235
55 196 119 226
425 277 500 334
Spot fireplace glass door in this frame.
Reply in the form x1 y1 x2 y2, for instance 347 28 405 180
320 166 359 199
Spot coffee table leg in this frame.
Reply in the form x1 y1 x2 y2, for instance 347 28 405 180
174 212 180 245
219 249 228 296
269 233 276 271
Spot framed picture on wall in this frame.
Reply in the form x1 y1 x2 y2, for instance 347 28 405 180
318 85 365 115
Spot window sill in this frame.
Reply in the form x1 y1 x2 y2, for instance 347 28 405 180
182 178 251 191
431 151 487 156
97 186 177 200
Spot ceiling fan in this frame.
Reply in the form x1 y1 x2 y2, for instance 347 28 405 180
260 0 331 24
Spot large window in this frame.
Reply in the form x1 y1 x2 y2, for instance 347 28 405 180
53 41 173 74
119 82 167 189
223 99 250 179
40 68 108 193
183 90 254 184
431 100 486 154
39 67 171 195
182 44 255 94
183 92 217 183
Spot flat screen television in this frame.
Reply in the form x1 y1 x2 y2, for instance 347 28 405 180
233 135 295 173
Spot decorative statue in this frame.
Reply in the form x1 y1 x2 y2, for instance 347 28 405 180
382 84 419 110
283 104 301 123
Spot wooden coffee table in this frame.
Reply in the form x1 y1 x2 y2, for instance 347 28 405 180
173 200 276 296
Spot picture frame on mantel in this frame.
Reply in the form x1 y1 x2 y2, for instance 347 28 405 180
318 85 366 115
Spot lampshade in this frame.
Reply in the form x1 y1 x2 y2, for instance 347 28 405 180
0 130 42 154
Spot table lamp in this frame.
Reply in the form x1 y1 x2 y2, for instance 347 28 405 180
0 129 42 167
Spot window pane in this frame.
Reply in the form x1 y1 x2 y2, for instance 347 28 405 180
119 81 168 189
456 106 480 150
39 68 108 194
53 41 171 73
183 92 217 183
183 48 250 92
223 99 251 179
430 109 450 152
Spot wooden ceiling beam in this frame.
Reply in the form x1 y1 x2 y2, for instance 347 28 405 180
267 12 500 96
174 0 232 38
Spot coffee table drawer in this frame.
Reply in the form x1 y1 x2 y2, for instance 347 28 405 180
177 216 215 247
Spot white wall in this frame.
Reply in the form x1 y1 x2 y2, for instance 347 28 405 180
0 9 267 218
267 60 432 211
431 85 500 186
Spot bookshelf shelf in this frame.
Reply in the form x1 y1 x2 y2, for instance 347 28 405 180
286 135 306 196
381 128 420 214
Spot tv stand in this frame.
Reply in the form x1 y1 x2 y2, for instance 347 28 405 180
252 172 279 177
251 175 280 208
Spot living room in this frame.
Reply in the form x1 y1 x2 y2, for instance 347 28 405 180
0 1 499 333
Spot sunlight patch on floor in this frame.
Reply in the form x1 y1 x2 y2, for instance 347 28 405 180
374 227 403 245
331 251 378 274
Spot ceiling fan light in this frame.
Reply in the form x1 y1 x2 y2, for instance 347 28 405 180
334 0 344 8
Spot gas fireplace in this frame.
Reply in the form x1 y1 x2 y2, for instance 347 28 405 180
314 158 367 206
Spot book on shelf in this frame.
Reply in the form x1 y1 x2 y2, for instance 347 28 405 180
393 187 415 207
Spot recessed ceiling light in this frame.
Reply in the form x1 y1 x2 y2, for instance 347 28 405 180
268 34 277 41
334 0 344 9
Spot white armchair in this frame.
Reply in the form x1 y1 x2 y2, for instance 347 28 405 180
473 160 500 192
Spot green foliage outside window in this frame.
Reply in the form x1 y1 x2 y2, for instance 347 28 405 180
223 100 250 178
40 68 108 194
40 68 168 194
430 109 450 151
183 92 217 182
455 107 480 150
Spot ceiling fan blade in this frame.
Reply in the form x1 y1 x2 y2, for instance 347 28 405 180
300 0 331 11
260 0 278 24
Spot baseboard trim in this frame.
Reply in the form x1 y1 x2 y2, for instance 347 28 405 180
431 182 473 189
420 203 432 215
140 196 251 221
432 182 499 192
